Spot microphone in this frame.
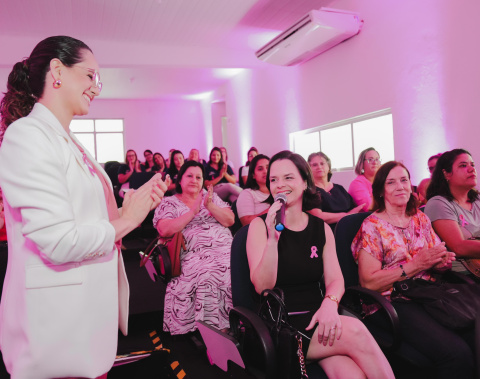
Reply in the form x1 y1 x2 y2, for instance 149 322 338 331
274 193 287 231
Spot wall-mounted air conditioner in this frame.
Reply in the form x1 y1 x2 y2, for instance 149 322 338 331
255 8 363 66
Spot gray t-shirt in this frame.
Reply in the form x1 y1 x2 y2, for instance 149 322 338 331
425 195 480 239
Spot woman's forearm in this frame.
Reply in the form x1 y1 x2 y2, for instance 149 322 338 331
118 170 132 184
156 211 195 237
251 239 279 293
308 208 345 224
205 174 223 187
207 204 234 227
224 172 236 184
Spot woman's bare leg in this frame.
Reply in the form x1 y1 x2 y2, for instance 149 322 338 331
306 315 394 379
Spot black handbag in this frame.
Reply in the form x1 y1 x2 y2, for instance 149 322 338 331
258 288 309 379
392 278 480 330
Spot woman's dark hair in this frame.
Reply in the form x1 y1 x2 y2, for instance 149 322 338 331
426 149 479 203
245 147 258 166
0 36 91 138
265 150 321 211
308 152 333 181
125 149 138 164
245 154 270 190
354 147 378 176
168 150 184 178
208 147 225 171
153 152 166 171
175 160 205 194
372 161 417 216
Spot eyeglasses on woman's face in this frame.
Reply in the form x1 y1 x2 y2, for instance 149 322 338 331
75 66 103 92
364 157 381 164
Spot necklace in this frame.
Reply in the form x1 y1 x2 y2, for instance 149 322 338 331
384 210 411 229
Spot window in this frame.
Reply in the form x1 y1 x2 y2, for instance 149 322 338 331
290 110 394 171
70 119 125 164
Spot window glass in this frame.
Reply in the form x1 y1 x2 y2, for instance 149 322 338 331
294 132 320 162
95 119 124 132
353 114 394 165
96 133 125 163
70 119 94 132
320 124 352 169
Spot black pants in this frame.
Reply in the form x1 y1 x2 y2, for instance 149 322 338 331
371 300 475 379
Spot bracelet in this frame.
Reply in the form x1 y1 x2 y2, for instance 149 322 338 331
399 264 409 279
325 294 339 307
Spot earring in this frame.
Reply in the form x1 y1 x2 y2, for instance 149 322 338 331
53 79 62 89
361 169 364 174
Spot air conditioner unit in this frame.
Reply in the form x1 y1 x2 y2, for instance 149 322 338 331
255 8 363 66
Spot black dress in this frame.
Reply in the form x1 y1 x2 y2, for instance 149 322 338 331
317 183 356 231
264 213 327 354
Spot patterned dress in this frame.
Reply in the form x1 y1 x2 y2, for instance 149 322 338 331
153 190 233 334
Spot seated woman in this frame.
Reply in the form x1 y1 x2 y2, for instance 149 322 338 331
308 152 363 230
348 148 381 211
239 147 258 188
152 152 167 176
417 153 441 206
187 148 207 167
205 147 242 203
118 149 146 185
166 150 184 195
247 150 394 379
154 161 235 334
143 149 155 172
425 149 480 273
236 154 270 226
352 161 474 379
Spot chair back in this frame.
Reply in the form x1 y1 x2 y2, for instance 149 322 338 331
334 212 371 288
230 225 259 311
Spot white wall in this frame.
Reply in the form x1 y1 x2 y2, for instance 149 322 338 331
86 98 211 162
215 0 480 188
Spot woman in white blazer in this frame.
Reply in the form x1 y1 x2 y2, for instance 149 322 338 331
0 36 168 379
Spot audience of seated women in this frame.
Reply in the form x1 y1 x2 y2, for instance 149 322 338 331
352 160 474 379
236 154 270 226
348 148 381 211
154 161 234 334
308 152 363 231
205 147 242 203
239 147 258 188
167 150 184 194
425 149 480 270
247 150 394 379
152 152 167 175
417 153 441 206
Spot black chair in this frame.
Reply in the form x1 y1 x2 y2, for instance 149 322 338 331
229 225 328 379
229 200 243 237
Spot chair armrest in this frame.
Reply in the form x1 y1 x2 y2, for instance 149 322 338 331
342 286 401 351
229 306 276 379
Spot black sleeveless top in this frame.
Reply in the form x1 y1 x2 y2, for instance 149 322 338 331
263 213 326 312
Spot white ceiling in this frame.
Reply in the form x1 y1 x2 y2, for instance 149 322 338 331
0 0 334 100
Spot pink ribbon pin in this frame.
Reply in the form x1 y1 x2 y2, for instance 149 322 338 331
82 153 96 177
460 214 469 228
310 246 318 258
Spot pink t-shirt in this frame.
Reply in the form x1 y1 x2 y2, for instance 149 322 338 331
348 175 373 211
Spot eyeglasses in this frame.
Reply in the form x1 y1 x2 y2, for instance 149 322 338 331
364 158 381 164
75 66 103 92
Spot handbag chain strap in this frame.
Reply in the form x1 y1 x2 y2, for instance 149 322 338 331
295 334 309 378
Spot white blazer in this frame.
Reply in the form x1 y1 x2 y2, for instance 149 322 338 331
0 103 129 379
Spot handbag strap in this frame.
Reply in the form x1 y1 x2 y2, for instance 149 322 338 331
259 288 288 327
139 237 162 267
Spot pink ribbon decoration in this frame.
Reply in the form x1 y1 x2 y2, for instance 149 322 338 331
310 246 318 258
459 214 469 228
82 153 96 177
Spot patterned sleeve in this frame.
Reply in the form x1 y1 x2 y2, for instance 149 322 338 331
351 217 386 264
418 211 442 247
153 197 179 227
